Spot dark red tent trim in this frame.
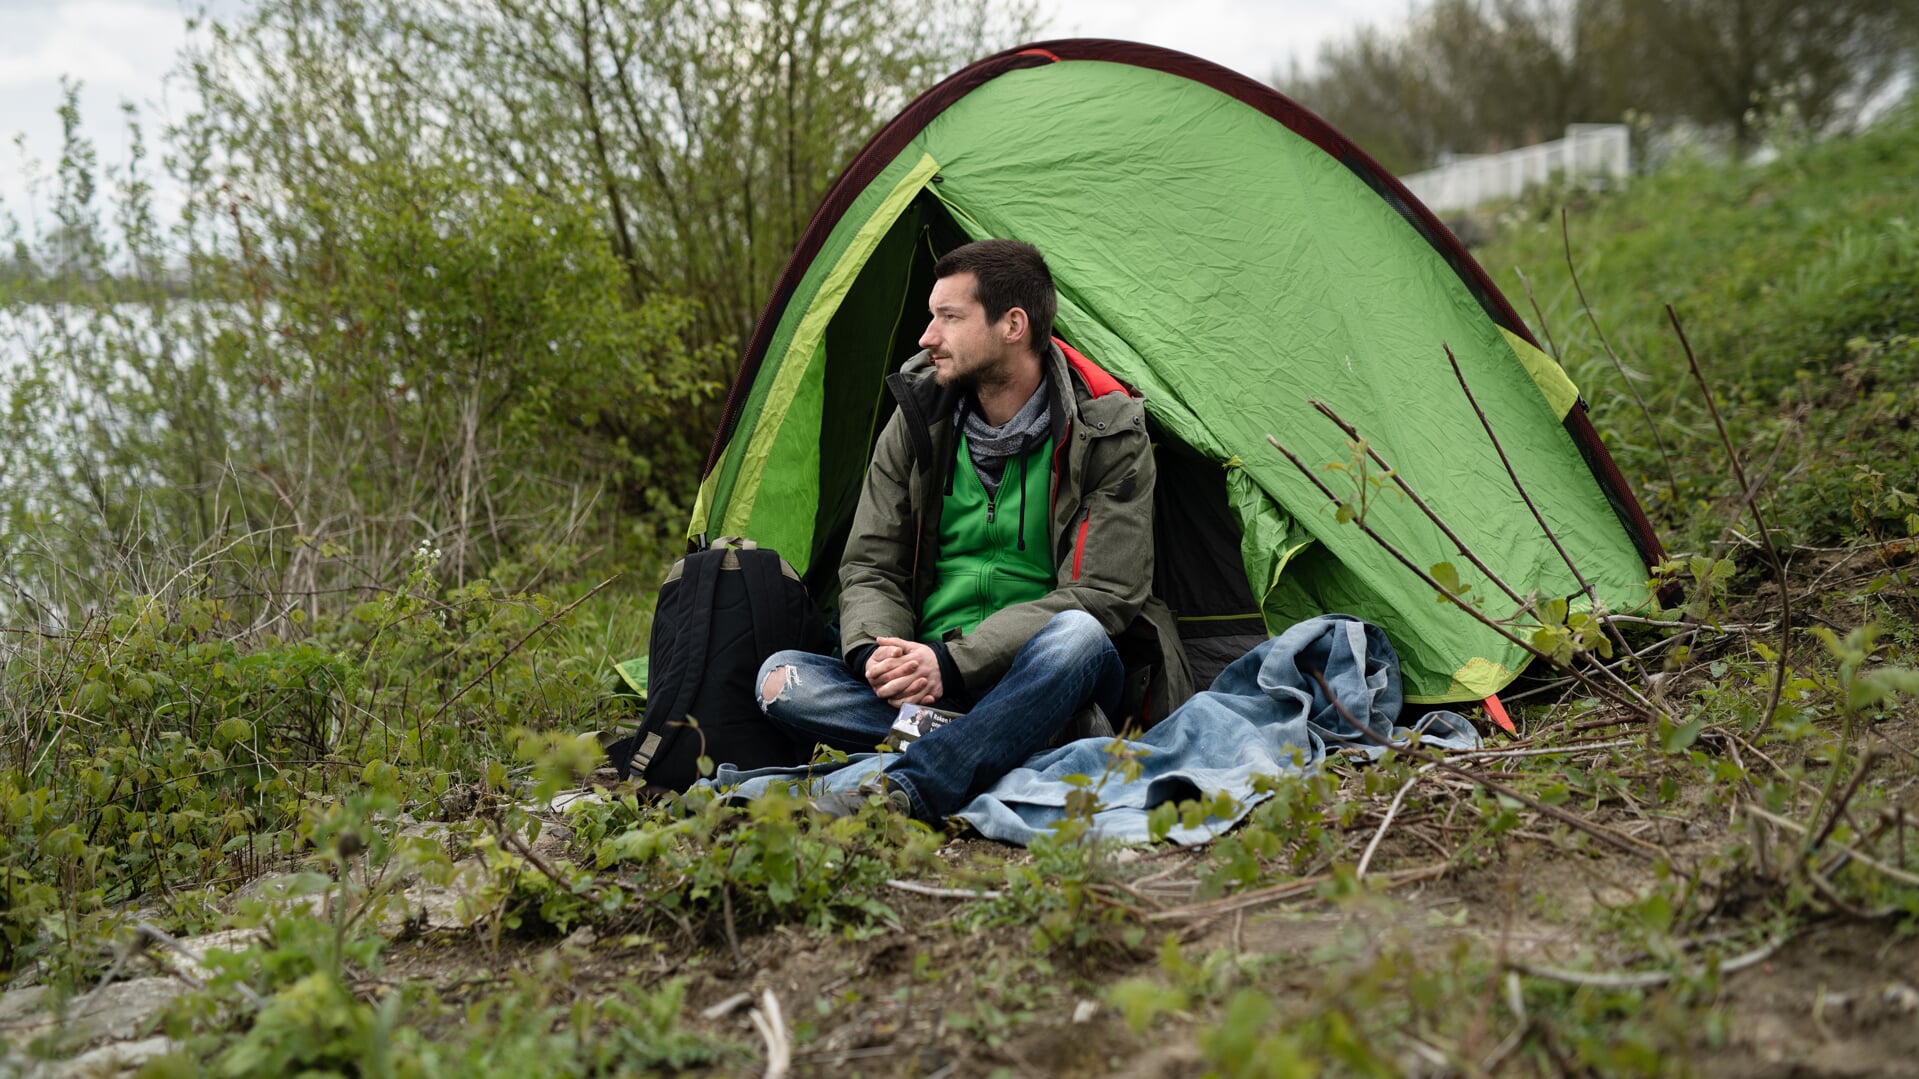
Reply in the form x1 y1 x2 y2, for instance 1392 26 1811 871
701 38 1665 569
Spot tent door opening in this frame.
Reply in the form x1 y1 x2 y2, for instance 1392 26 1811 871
804 189 1261 690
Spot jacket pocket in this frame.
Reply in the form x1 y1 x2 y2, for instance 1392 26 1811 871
1070 507 1091 581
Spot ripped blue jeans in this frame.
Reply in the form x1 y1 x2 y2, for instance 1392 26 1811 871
755 609 1124 822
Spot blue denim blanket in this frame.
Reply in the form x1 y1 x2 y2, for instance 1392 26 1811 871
709 615 1480 846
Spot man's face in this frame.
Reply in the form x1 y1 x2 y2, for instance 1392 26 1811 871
919 272 1016 389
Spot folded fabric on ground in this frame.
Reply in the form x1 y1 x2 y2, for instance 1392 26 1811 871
708 614 1481 846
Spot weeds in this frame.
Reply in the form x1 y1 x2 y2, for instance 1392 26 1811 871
3 43 1919 1079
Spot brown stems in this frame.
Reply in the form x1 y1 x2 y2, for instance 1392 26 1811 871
1801 745 1878 871
1267 422 1662 724
1308 398 1531 611
1440 346 1646 678
1667 304 1791 727
438 574 619 730
1306 670 1679 871
1512 265 1562 363
1564 208 1680 496
1265 435 1567 671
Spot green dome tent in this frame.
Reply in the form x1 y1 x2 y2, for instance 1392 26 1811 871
685 39 1664 704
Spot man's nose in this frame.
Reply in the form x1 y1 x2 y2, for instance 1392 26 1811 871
919 320 938 349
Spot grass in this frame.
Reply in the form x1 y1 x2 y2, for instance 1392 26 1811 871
1473 102 1919 553
4 110 1919 1078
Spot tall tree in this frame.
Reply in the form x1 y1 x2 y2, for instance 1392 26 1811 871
1620 0 1914 155
167 0 1034 574
1282 0 1916 171
387 0 1035 349
1281 0 1637 173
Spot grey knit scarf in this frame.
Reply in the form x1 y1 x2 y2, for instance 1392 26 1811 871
957 383 1051 496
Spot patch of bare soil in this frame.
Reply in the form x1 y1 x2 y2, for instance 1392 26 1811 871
365 842 1163 1077
1704 923 1919 1078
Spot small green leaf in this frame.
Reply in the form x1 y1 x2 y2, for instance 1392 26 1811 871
1147 802 1178 841
1662 716 1706 752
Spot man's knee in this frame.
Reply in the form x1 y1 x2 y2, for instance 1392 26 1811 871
756 651 810 712
759 666 790 707
1039 609 1106 651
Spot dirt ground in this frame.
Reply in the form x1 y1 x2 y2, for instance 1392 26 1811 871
362 815 1918 1078
9 655 1917 1076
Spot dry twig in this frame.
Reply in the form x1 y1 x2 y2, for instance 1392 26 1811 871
1359 765 1434 878
749 988 792 1079
1669 304 1792 727
1508 932 1789 989
1563 208 1679 494
1803 745 1879 870
1145 862 1451 922
884 878 1005 900
1746 805 1919 888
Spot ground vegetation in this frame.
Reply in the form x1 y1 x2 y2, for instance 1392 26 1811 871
2 11 1917 1078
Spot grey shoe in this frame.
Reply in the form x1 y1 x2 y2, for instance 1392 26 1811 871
812 779 912 820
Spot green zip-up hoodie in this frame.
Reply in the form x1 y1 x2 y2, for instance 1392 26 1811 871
837 339 1192 718
920 433 1057 643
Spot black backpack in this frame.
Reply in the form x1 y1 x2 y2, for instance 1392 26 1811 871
608 539 834 792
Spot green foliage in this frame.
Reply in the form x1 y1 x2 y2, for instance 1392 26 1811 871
1320 438 1401 527
215 971 394 1077
939 954 1063 1048
1812 622 1919 717
580 783 939 937
966 741 1168 954
1528 595 1616 665
0 549 611 976
192 964 732 1077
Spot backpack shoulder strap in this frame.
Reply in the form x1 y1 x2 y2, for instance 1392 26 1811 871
738 549 794 660
628 551 723 779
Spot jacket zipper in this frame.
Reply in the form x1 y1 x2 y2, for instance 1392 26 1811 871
1071 506 1091 581
1049 421 1071 517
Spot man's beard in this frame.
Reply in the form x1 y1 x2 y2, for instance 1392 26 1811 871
932 355 976 389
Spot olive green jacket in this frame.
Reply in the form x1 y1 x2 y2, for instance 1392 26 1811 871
838 340 1193 721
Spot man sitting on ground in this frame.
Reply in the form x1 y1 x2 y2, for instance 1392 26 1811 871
755 239 1162 822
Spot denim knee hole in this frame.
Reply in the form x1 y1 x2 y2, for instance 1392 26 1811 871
758 665 798 711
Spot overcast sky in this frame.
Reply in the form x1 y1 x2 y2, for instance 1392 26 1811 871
0 0 1410 227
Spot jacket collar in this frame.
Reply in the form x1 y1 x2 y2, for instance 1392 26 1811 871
887 340 1090 471
888 340 1085 431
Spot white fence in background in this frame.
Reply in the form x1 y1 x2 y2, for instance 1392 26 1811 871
1400 124 1631 214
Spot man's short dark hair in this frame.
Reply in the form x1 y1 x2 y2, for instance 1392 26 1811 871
933 240 1056 352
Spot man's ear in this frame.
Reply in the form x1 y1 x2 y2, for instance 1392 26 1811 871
1001 306 1029 347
